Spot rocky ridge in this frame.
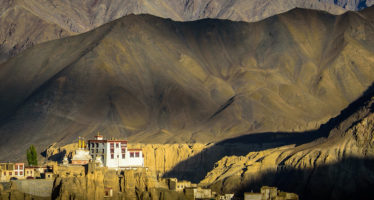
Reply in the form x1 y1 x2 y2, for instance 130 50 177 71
0 0 363 63
199 92 374 199
1 7 374 160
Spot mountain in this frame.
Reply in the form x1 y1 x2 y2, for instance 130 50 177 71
0 6 374 160
199 83 374 200
0 0 359 63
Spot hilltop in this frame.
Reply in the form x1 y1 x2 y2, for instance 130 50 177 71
0 6 374 160
0 0 366 63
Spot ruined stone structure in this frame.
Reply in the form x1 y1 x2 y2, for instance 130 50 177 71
244 186 298 200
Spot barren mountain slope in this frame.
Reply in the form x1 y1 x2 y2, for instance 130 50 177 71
0 0 351 63
0 1 71 63
0 7 374 160
200 88 374 199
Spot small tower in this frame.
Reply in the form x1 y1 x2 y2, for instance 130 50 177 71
62 155 69 165
78 136 86 149
94 132 103 140
78 136 82 149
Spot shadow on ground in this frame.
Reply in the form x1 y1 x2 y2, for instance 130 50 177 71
163 82 374 183
230 157 374 200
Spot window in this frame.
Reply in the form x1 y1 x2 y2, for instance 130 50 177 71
92 149 94 153
3 172 5 175
102 149 104 153
96 149 99 153
135 152 140 157
20 165 23 170
110 143 114 148
122 154 125 158
110 149 114 153
91 143 94 148
121 148 125 153
104 188 113 197
9 172 12 175
27 171 29 175
130 152 134 158
20 172 23 175
15 171 18 175
111 154 114 159
96 143 99 148
117 155 119 158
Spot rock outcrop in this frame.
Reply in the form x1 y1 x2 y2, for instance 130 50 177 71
52 166 185 200
199 94 374 199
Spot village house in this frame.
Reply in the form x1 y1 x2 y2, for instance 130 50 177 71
166 178 233 200
168 178 196 191
184 187 214 200
24 167 35 178
0 163 24 181
217 194 235 200
244 186 298 200
87 134 144 169
24 166 53 179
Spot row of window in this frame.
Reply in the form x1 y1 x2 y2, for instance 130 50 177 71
130 152 140 158
110 154 125 159
91 143 101 148
91 149 104 154
3 171 23 176
90 143 126 149
91 148 128 154
110 143 123 149
109 152 140 159
15 165 24 170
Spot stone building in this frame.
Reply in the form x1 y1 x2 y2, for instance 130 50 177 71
168 178 196 191
24 167 35 178
184 187 213 200
87 134 144 169
244 186 298 200
0 163 24 181
217 194 234 200
44 172 54 180
24 166 53 179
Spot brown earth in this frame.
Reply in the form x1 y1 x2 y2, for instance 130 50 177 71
1 7 374 161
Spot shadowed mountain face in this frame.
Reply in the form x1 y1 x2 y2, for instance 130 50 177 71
196 78 374 200
0 0 367 63
1 7 374 160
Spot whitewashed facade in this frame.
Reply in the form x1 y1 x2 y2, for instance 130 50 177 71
88 135 144 169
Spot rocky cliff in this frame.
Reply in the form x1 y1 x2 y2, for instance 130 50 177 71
51 166 185 200
199 91 374 199
1 7 374 160
45 142 260 183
